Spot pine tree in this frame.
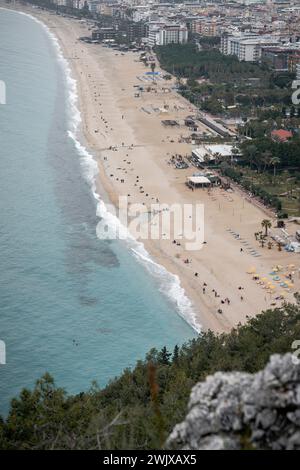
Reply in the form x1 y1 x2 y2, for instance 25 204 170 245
158 346 172 365
173 345 179 364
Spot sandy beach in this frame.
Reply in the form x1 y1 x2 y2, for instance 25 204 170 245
4 3 300 334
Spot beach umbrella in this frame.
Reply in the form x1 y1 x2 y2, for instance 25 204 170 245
261 277 268 281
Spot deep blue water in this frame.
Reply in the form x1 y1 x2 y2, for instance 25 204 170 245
0 9 195 415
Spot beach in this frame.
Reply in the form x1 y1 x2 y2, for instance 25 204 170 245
4 2 300 334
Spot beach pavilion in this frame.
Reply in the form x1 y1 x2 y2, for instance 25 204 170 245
187 175 212 189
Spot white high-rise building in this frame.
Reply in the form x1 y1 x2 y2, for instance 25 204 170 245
148 24 188 47
221 34 280 61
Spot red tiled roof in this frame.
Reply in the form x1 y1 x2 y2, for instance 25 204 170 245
271 129 293 141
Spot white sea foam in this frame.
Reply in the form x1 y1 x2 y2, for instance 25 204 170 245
8 8 201 333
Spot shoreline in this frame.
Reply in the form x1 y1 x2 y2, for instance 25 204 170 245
2 3 299 334
3 4 200 333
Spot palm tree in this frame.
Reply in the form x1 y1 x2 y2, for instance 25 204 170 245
246 144 258 170
262 150 272 172
270 157 280 177
261 219 272 237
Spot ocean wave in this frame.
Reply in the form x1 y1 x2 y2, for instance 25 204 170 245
8 8 201 333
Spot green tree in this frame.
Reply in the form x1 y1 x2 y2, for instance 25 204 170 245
2 304 300 450
245 144 258 170
261 219 272 237
158 347 172 365
173 345 179 364
270 156 280 177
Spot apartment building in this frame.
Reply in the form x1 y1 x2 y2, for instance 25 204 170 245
148 24 188 47
221 33 280 61
261 45 300 71
195 18 221 37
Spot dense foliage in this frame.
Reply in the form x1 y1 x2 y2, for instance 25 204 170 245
1 303 300 450
239 138 300 170
196 36 221 50
155 43 267 82
220 164 283 212
155 44 297 125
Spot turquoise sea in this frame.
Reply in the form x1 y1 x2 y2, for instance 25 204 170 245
0 9 197 415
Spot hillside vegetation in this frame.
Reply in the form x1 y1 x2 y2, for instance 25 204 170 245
1 302 300 449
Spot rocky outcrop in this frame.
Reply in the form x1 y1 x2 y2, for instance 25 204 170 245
167 354 300 450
